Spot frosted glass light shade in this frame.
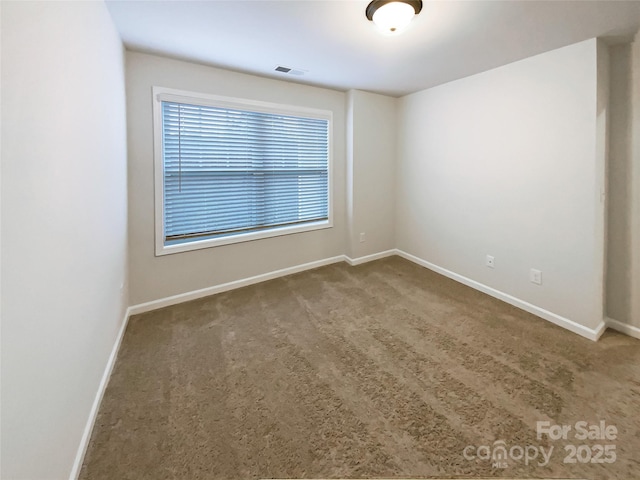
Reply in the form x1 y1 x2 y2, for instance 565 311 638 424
372 2 415 33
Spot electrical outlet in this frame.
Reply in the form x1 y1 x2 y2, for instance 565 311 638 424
530 268 542 285
486 255 495 268
359 232 366 243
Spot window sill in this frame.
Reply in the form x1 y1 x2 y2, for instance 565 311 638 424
155 219 332 256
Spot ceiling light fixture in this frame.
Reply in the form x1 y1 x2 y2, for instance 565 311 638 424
366 0 422 34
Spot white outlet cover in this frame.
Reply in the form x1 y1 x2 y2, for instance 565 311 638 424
530 269 542 285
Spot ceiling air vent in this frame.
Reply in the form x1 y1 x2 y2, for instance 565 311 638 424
275 66 305 76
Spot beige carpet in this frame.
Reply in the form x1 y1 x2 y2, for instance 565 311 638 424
80 257 640 479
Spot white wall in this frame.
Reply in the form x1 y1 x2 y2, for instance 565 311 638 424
346 90 397 259
604 32 640 331
396 39 606 333
631 33 640 329
607 43 633 324
1 2 128 479
126 52 347 305
596 40 609 328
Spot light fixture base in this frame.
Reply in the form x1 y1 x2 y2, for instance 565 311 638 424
365 0 423 22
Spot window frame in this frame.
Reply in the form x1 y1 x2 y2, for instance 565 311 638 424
152 86 334 256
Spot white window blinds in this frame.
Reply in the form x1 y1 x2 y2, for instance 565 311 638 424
160 100 330 245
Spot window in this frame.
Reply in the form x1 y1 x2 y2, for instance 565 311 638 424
153 87 332 255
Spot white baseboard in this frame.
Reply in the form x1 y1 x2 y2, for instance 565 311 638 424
395 249 606 342
129 255 347 315
130 248 615 340
606 317 640 340
130 251 404 315
69 306 132 480
345 249 396 266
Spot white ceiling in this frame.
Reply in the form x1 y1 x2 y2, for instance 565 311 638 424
106 0 640 97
